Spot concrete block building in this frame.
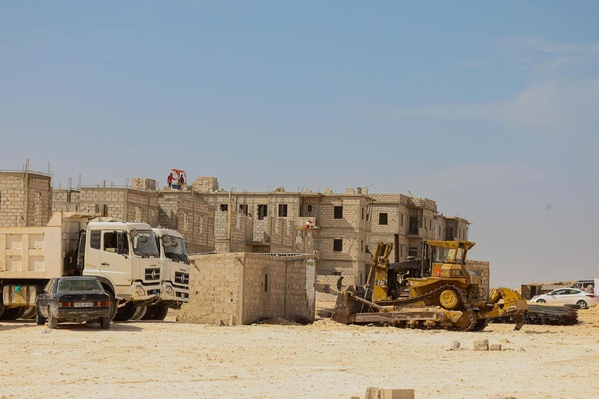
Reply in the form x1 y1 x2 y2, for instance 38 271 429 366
51 178 215 254
1 169 481 288
368 193 471 262
0 171 52 227
177 252 316 325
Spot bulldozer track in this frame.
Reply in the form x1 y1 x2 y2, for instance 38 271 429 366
364 284 478 331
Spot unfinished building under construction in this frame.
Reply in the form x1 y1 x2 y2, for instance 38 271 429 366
0 169 488 292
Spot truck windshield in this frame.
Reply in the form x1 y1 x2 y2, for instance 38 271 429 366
163 235 189 264
131 231 159 258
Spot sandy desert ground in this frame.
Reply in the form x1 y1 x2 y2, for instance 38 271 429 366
1 293 598 399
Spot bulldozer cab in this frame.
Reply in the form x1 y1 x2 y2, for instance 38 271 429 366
427 240 475 281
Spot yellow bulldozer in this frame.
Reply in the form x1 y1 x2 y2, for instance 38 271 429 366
332 240 528 331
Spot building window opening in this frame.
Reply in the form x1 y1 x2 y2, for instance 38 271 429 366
334 206 343 219
379 213 388 225
278 204 288 217
333 238 343 252
220 204 228 212
258 205 268 220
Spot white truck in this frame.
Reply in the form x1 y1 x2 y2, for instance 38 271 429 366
115 227 192 321
138 228 191 320
0 212 163 320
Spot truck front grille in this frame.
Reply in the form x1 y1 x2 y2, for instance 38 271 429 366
144 268 161 281
175 272 190 286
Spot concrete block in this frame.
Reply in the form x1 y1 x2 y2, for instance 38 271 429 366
364 387 415 399
490 344 502 351
474 339 489 351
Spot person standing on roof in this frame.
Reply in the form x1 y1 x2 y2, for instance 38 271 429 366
178 173 185 190
167 173 174 189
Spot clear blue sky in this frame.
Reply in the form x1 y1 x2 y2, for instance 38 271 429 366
2 1 598 287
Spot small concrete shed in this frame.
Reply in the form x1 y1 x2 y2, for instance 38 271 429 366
178 252 316 325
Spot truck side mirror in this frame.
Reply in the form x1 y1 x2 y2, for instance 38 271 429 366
162 234 178 248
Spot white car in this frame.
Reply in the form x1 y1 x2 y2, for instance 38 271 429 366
531 288 598 309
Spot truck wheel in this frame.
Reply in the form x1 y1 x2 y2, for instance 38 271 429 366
99 316 111 329
0 307 25 320
142 303 168 321
20 307 37 320
36 308 46 325
113 301 137 322
129 306 147 321
48 310 58 329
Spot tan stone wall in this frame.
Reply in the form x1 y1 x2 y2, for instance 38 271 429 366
466 260 490 294
315 195 371 276
131 178 157 191
192 176 220 193
214 209 248 253
157 192 215 254
52 189 81 213
0 172 52 227
179 253 315 325
179 253 243 325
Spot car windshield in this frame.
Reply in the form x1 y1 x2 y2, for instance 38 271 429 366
163 235 189 264
58 279 103 292
131 230 159 257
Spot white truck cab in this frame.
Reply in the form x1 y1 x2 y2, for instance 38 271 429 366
153 227 191 308
80 219 163 305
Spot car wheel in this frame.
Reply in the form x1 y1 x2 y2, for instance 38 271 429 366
36 307 46 325
536 299 546 303
101 286 118 320
48 309 58 329
99 316 111 330
576 300 588 309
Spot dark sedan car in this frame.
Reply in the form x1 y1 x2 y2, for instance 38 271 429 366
36 276 112 329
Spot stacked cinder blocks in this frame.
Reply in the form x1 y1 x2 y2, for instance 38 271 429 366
131 178 157 191
192 176 219 193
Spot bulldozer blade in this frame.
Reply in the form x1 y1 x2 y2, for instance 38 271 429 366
331 291 350 324
514 313 525 330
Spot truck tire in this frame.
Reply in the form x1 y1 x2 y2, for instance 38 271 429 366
129 305 147 321
0 307 25 320
48 310 58 329
20 306 37 320
142 303 168 321
113 301 137 322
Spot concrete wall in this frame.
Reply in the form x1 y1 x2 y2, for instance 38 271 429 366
466 260 490 293
0 171 52 227
178 252 316 325
315 194 371 277
157 191 215 254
